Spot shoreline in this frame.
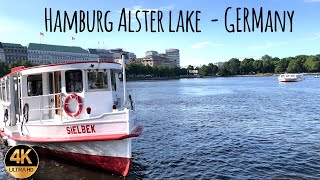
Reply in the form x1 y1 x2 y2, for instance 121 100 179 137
126 73 320 81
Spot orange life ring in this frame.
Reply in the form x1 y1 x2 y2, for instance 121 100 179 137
63 93 83 117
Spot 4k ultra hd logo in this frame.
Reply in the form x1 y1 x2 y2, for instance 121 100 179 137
4 145 39 178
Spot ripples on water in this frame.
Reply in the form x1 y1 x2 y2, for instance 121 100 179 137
1 76 320 179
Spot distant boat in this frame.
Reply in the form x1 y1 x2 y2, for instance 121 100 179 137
314 75 319 78
278 74 304 82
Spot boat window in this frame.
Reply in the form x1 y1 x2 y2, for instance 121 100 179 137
110 70 117 91
6 79 9 101
49 73 53 94
0 83 2 101
87 71 109 90
27 74 43 96
0 81 4 100
66 70 83 93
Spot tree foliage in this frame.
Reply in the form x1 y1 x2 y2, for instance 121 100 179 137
303 56 320 72
127 63 188 77
217 54 320 76
1 54 320 79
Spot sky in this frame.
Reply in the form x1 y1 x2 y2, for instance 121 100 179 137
0 0 320 67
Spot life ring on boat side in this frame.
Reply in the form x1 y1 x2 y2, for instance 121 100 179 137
63 93 83 117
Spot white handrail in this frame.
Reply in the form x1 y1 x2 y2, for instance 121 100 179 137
21 92 65 122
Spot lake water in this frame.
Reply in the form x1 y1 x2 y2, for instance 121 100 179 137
1 76 320 179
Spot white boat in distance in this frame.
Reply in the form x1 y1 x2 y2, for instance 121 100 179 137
0 55 143 176
278 74 304 82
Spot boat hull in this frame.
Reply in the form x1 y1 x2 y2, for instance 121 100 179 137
4 139 132 176
278 79 303 82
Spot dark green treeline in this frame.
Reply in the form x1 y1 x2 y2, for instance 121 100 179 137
1 54 319 78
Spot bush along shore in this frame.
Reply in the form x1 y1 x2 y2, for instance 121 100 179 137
126 54 320 79
1 54 319 79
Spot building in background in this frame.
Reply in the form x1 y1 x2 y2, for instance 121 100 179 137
128 52 136 61
27 43 90 64
109 48 136 62
145 51 158 57
1 42 28 64
88 52 100 61
136 51 176 67
0 43 5 62
165 49 180 67
88 48 113 62
88 48 136 63
188 70 199 76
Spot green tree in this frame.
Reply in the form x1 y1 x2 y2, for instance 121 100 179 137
218 65 230 76
272 57 280 61
262 59 275 73
0 61 8 77
240 58 254 75
295 55 308 72
261 54 272 61
179 68 188 76
287 59 304 73
208 63 219 76
225 58 240 75
153 66 160 77
275 58 289 73
304 56 320 72
212 65 219 75
199 65 210 76
252 60 263 73
145 65 153 75
127 62 145 76
187 65 194 70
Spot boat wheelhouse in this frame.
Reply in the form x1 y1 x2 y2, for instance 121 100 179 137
0 56 143 176
278 74 304 82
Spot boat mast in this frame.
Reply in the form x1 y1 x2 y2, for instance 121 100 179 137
122 53 127 104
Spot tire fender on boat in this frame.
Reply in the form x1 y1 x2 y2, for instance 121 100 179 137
63 93 83 117
3 109 8 123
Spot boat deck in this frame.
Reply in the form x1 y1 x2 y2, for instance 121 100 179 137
4 125 19 132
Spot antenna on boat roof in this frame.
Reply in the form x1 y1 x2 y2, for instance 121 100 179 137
121 53 127 105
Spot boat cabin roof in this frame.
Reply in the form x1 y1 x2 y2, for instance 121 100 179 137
5 61 121 78
280 74 303 77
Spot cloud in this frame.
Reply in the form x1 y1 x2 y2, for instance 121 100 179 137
248 41 287 51
191 42 223 49
192 42 209 49
304 0 320 2
301 32 320 41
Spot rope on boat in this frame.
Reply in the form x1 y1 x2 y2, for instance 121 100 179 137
129 95 134 110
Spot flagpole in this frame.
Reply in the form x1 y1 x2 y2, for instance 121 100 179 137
40 33 43 44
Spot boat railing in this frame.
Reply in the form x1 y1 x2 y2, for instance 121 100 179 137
125 89 136 111
21 92 64 123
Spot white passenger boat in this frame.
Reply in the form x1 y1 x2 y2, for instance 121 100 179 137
278 74 304 82
0 55 143 176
